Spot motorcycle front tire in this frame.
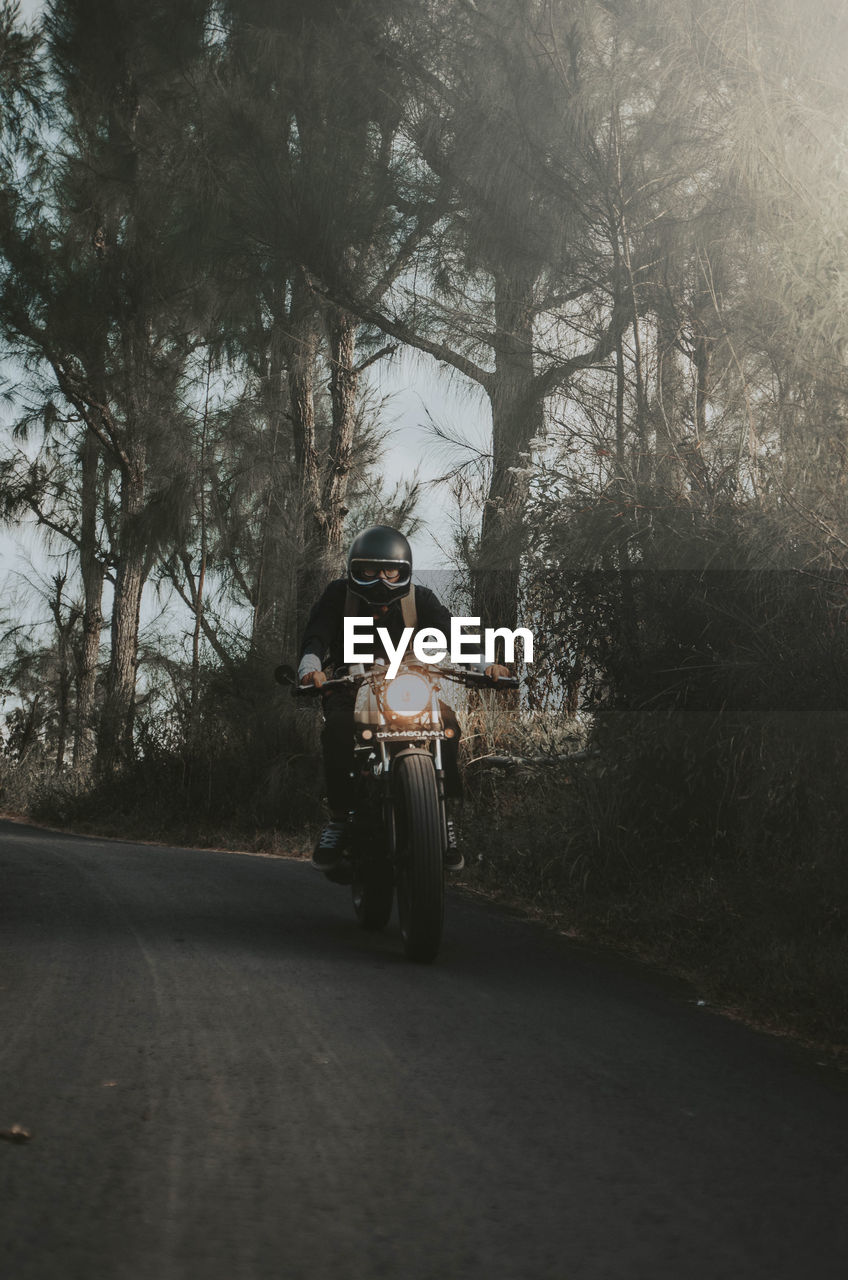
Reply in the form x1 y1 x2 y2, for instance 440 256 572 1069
394 751 445 963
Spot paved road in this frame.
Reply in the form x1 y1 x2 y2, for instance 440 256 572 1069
1 819 847 1280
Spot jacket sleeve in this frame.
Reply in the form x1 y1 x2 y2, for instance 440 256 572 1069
298 579 346 670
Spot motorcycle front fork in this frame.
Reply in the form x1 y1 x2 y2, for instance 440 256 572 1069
435 767 449 853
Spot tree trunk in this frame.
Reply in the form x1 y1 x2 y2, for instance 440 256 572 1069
476 265 542 631
693 327 712 441
251 311 287 656
190 353 211 745
614 321 639 662
74 428 104 769
323 305 358 553
288 270 322 533
16 696 40 762
688 322 714 500
97 447 146 771
56 639 71 770
655 304 687 499
253 270 322 659
286 271 324 647
49 574 73 772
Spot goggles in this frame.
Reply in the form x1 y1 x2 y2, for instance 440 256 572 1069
349 558 412 587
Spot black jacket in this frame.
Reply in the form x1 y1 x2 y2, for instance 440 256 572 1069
299 578 454 673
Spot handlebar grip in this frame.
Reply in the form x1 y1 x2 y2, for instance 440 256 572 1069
291 682 322 698
291 675 351 697
464 672 520 689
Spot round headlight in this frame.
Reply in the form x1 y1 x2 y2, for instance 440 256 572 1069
384 673 431 718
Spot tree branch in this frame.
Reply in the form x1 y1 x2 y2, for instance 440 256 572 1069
531 307 628 401
363 196 450 309
165 554 239 675
351 343 399 376
313 283 494 391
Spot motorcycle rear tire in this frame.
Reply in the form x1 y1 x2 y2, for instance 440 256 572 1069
352 872 394 931
394 751 444 963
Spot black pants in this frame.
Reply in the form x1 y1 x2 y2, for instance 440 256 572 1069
321 687 463 814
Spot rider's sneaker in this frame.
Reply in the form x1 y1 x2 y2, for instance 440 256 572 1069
312 820 347 872
444 820 464 874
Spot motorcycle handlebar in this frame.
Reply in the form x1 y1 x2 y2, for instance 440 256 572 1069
291 677 344 698
290 664 520 697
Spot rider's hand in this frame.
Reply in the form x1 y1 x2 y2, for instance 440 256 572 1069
484 664 510 681
300 670 328 688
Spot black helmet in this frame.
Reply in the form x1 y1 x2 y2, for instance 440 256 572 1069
347 525 413 606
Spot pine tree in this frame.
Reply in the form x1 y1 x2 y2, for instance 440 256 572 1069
0 0 212 769
199 0 440 647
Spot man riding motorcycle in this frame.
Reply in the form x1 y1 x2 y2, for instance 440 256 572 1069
298 525 509 874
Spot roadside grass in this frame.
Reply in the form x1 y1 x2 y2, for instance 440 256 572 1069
0 748 320 858
459 697 848 1058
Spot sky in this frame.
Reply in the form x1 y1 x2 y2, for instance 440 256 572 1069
366 351 490 569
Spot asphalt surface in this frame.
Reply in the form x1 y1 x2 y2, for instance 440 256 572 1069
2 818 847 1280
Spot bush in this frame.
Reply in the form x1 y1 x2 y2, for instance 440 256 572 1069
0 661 325 853
464 554 848 1046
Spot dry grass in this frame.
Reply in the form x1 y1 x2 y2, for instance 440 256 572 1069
460 700 848 1056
